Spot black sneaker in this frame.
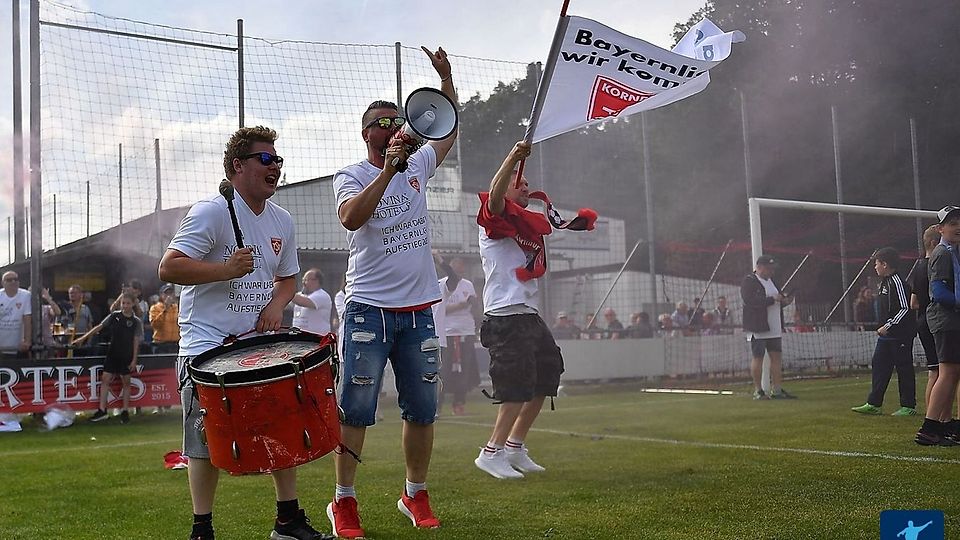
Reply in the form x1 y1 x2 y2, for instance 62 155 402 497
90 409 109 422
752 389 768 400
120 410 130 424
915 429 959 447
270 509 334 540
770 389 797 400
189 523 214 540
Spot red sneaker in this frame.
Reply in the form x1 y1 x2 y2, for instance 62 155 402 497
397 490 440 529
326 497 365 539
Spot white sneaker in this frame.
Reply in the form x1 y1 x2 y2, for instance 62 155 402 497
474 448 524 479
506 447 546 473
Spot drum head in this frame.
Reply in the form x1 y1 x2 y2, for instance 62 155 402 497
189 331 335 387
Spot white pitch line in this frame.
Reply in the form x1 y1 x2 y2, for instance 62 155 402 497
0 437 181 458
442 420 960 465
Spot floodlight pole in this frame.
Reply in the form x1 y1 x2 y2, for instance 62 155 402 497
237 19 244 128
395 41 403 108
642 112 658 312
29 0 42 354
740 91 753 199
910 117 923 256
12 0 26 261
831 106 851 323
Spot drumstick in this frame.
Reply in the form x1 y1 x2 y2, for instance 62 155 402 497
219 179 244 249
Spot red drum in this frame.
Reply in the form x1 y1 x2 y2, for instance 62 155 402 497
188 331 341 475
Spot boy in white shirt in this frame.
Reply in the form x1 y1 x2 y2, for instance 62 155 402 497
473 141 563 480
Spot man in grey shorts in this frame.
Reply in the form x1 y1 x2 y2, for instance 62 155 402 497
159 126 331 540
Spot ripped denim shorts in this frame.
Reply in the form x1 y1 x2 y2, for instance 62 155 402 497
338 301 441 426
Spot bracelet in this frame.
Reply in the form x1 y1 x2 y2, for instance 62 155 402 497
440 75 452 82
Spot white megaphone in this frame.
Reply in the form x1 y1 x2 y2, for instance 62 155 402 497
391 87 458 173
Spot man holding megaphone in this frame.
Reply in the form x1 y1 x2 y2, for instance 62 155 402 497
329 46 458 539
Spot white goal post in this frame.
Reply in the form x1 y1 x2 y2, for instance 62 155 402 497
749 197 939 266
748 197 939 393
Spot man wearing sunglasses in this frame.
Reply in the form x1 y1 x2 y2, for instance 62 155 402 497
160 126 332 540
328 46 458 538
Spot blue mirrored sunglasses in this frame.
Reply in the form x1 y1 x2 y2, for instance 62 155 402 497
239 152 283 168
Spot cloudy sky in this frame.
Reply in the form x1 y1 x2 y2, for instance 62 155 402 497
0 0 707 262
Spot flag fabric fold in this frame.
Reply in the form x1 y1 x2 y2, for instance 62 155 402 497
529 17 745 143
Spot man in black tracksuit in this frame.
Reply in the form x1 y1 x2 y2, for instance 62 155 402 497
851 247 917 416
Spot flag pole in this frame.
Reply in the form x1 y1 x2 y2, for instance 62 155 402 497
516 0 571 187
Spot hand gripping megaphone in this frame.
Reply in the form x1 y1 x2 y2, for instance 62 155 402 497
391 87 458 173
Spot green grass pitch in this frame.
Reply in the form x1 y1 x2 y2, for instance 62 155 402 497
2 373 957 539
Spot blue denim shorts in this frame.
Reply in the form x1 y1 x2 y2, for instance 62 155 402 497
339 301 441 426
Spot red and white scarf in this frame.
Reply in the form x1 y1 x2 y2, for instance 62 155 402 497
477 192 597 282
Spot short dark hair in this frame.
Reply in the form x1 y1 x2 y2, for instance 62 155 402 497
362 100 399 128
873 247 901 269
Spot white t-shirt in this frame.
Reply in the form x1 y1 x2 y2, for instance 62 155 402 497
479 229 539 314
169 193 300 356
293 289 332 335
0 289 31 351
334 145 441 308
432 280 447 348
746 275 782 340
441 276 477 337
334 290 346 322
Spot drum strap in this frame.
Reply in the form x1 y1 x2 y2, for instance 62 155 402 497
336 443 362 463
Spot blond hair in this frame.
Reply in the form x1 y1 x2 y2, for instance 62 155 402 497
923 224 940 253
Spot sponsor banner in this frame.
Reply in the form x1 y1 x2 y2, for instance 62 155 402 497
425 162 462 212
0 354 179 413
531 17 744 143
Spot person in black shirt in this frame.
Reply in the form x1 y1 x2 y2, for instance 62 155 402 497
908 225 942 410
73 292 143 424
626 312 655 339
603 308 624 339
851 248 917 416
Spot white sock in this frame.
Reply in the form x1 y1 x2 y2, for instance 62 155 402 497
335 484 356 502
405 479 426 498
482 441 503 456
505 438 524 452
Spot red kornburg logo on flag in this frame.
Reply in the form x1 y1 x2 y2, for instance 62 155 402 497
588 76 655 121
271 237 282 256
409 176 421 193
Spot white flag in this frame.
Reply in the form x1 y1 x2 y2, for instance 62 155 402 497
529 17 745 143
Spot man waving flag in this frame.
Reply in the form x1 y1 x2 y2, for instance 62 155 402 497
528 14 745 143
